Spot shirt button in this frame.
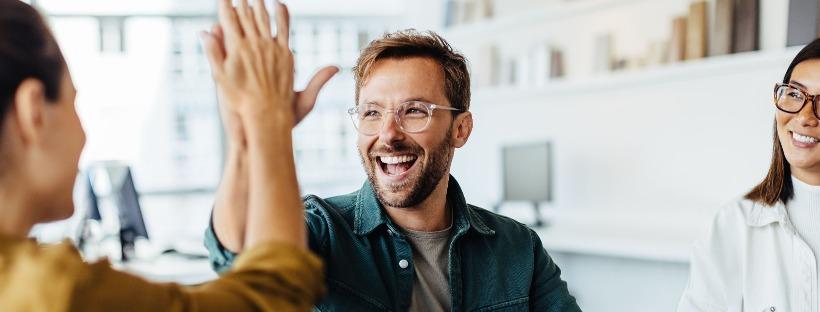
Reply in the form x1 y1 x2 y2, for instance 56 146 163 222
399 259 409 269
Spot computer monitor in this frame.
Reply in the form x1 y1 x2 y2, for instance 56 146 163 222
501 142 552 227
95 165 149 261
76 171 101 251
77 164 149 261
116 167 149 251
83 171 102 221
502 142 552 202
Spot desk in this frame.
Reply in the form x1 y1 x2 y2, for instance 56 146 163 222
531 216 700 312
113 253 217 285
535 225 694 263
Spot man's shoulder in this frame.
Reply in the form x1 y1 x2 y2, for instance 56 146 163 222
300 191 360 247
467 204 536 238
302 190 359 216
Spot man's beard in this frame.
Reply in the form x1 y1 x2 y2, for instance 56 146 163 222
360 129 452 208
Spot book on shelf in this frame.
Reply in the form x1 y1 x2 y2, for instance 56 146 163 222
462 0 477 24
452 0 466 27
491 45 502 86
506 58 519 85
444 0 457 27
786 0 820 46
611 58 627 71
668 16 687 62
528 42 551 87
475 44 500 87
685 1 708 60
710 0 733 56
549 48 564 79
733 0 759 53
593 33 613 73
647 40 669 66
817 0 820 40
476 0 494 19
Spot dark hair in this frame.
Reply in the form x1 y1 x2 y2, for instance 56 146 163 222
745 38 820 206
0 0 65 120
352 29 470 113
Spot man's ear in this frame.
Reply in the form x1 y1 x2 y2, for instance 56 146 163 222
451 111 472 148
12 78 47 146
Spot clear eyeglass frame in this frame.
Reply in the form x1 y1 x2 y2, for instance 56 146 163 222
346 101 463 135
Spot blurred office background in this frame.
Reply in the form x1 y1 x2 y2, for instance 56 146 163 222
23 0 817 310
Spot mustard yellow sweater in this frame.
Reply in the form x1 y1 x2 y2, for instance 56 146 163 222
0 235 324 312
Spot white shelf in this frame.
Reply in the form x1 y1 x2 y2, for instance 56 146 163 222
115 254 217 285
472 46 801 104
444 0 647 42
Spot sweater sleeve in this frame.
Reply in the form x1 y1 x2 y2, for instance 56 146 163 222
69 240 325 311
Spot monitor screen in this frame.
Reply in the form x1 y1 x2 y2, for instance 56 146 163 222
502 142 552 202
100 164 148 242
115 168 149 240
84 172 101 221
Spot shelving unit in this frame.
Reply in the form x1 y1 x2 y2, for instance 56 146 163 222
445 0 647 41
473 46 799 103
443 0 789 91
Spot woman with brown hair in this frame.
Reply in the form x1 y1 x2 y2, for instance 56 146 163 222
0 0 334 310
679 38 820 312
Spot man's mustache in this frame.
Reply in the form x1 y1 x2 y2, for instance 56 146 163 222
368 143 423 158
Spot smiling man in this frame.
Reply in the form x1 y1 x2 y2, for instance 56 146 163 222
204 29 581 312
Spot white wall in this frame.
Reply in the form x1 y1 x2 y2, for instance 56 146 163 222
429 0 802 309
454 51 793 226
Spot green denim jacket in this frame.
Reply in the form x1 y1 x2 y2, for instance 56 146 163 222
204 176 581 312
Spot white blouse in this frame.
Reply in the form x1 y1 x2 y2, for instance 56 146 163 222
678 180 819 312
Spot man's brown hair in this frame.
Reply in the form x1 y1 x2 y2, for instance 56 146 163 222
352 29 470 112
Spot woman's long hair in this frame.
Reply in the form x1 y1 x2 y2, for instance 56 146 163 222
745 38 820 205
0 0 65 122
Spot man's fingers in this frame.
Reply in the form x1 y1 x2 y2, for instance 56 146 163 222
274 1 290 47
253 0 272 38
211 24 226 56
217 0 243 45
293 66 339 123
213 24 224 41
200 31 226 78
236 0 259 38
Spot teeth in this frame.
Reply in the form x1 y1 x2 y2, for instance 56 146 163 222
793 131 820 144
380 155 417 165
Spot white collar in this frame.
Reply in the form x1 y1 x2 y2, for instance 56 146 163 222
745 176 820 229
744 196 798 236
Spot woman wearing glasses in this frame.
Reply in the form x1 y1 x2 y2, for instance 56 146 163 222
0 0 336 310
679 39 820 311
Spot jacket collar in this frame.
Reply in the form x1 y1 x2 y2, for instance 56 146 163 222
353 175 495 237
746 200 797 234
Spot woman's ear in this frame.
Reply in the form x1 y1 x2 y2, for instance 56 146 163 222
451 111 473 148
12 78 46 146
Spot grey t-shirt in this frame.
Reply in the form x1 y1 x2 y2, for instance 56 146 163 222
402 226 452 312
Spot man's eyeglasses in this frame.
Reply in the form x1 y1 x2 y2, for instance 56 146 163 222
774 83 820 119
346 101 462 135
